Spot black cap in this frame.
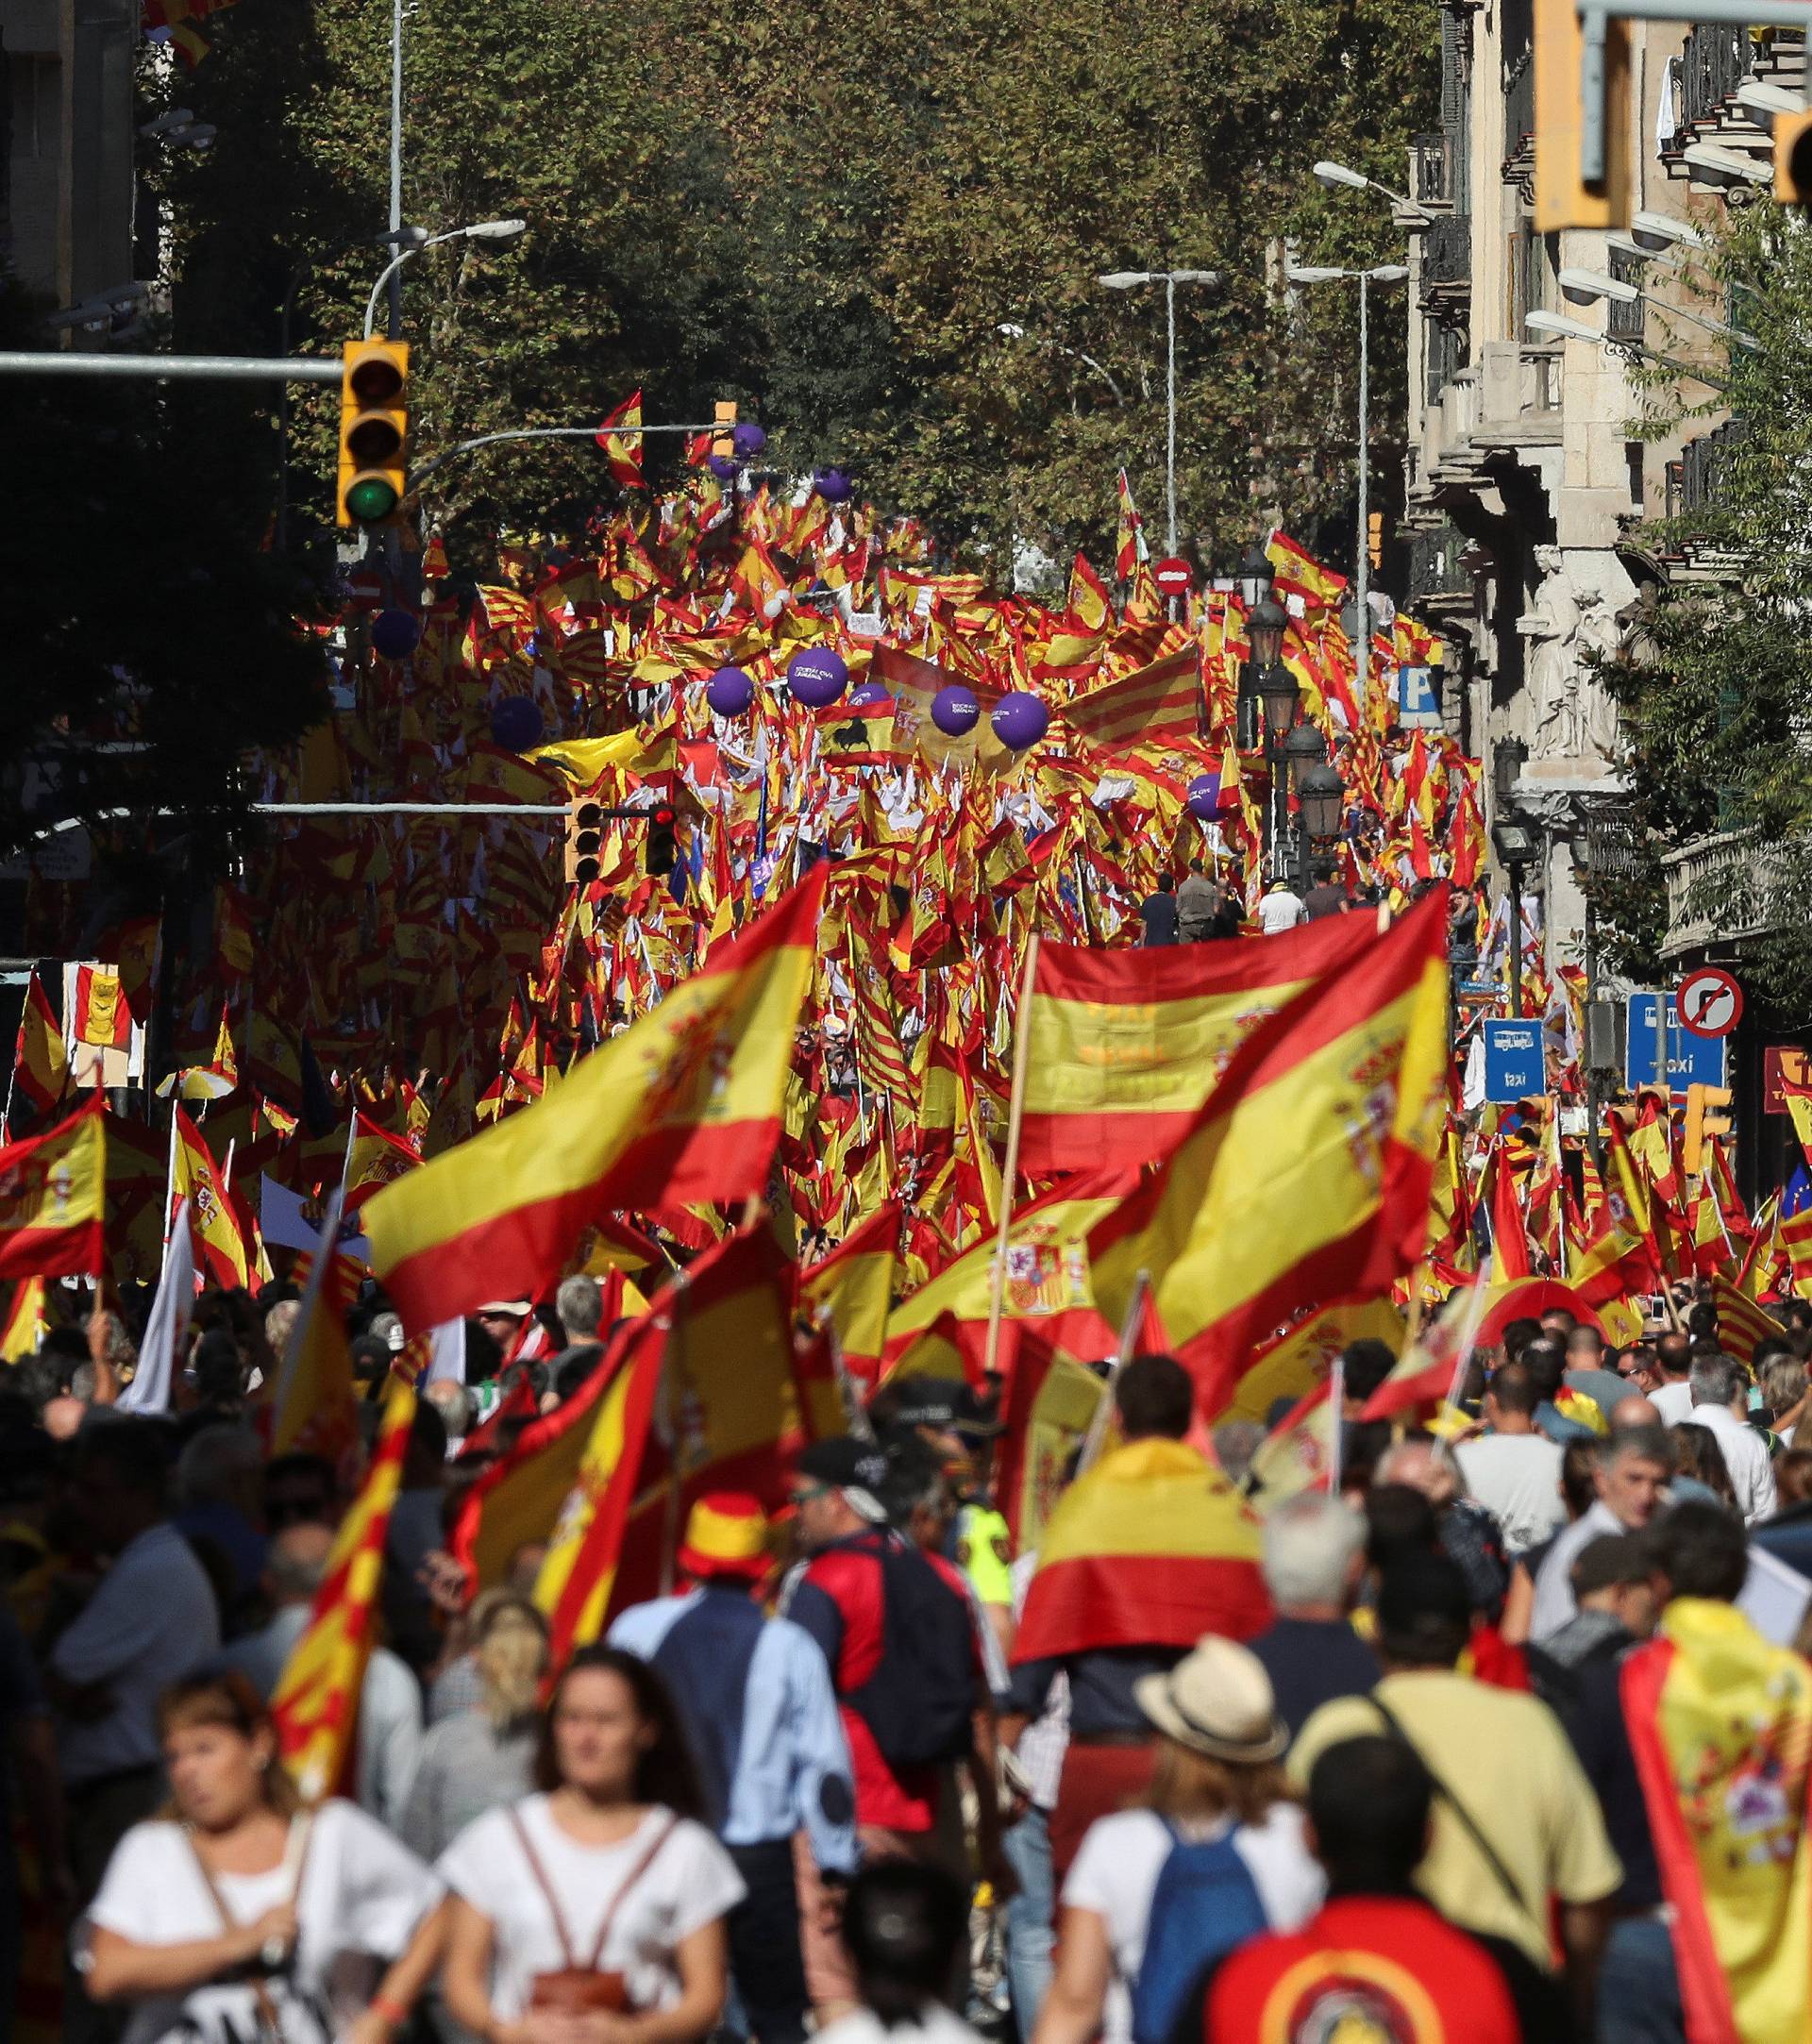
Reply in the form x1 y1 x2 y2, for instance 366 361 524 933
796 1435 891 1498
1376 1549 1473 1638
887 1379 1002 1436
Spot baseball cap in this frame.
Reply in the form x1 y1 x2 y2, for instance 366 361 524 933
794 1436 891 1521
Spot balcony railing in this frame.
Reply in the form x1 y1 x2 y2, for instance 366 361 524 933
1665 417 1748 520
1662 826 1801 959
1502 50 1535 189
1678 21 1752 129
1608 247 1644 340
1411 133 1451 208
1422 216 1472 329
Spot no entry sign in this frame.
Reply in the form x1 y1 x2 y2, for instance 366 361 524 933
1677 965 1743 1040
1154 557 1192 595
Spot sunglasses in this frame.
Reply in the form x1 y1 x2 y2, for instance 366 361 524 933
788 1482 832 1508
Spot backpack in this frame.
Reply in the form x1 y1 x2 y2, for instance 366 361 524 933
1130 1823 1267 2044
841 1531 975 1768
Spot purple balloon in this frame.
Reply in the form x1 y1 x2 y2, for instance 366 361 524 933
490 696 545 752
787 647 848 709
706 453 739 483
707 665 755 718
931 685 981 737
991 691 1049 751
370 609 420 661
848 680 892 712
1186 772 1222 821
814 467 853 504
731 422 767 461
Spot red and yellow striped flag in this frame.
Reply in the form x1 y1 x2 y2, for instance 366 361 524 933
1233 1297 1404 1427
1088 888 1451 1420
0 1098 106 1281
1706 1276 1783 1367
1622 1596 1812 2044
344 1110 420 1214
271 1374 415 1801
1061 646 1200 760
264 1238 361 1465
364 871 824 1332
1018 913 1380 1178
993 1328 1105 1551
0 1277 45 1361
1010 1437 1269 1663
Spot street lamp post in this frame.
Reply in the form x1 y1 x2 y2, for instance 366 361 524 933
1287 260 1408 699
1097 268 1220 554
363 218 527 340
1491 815 1543 1019
1256 663 1300 880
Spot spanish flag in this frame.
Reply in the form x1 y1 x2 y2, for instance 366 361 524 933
1245 1379 1339 1507
798 1202 899 1377
343 1110 420 1215
1267 532 1348 612
264 1227 361 1465
0 1098 106 1281
1018 912 1381 1179
994 1328 1105 1551
9 970 67 1118
172 1107 250 1291
271 1374 416 1801
0 1277 44 1362
1088 889 1451 1419
1622 1597 1812 2044
1232 1297 1404 1426
1011 1438 1269 1663
364 871 823 1333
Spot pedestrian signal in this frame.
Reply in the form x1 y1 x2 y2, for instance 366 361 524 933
646 802 678 877
338 340 410 527
713 399 738 458
1776 109 1812 202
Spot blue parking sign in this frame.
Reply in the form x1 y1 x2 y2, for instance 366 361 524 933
1626 996 1727 1093
1484 1020 1545 1103
1396 664 1441 728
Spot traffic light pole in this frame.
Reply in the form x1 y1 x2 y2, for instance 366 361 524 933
1575 0 1812 182
0 353 344 381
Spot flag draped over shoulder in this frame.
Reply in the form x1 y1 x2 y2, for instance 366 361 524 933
1011 1438 1269 1662
364 872 824 1332
1088 889 1451 1419
1019 913 1380 1178
0 1098 106 1280
271 1375 415 1801
1621 1598 1812 2044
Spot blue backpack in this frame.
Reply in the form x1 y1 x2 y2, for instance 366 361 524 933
1130 1823 1267 2044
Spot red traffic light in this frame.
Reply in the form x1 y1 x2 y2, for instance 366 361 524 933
650 802 677 827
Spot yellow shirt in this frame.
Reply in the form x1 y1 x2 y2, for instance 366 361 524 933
1288 1669 1622 1969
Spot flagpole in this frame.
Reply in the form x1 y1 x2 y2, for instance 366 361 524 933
1076 1267 1149 1476
982 935 1040 1382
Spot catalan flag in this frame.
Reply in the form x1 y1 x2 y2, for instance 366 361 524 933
0 1099 106 1281
1010 1437 1269 1664
364 871 824 1332
1061 646 1201 760
271 1374 416 1801
1088 888 1451 1420
1622 1596 1812 2044
1706 1276 1782 1367
8 970 67 1119
1017 913 1381 1178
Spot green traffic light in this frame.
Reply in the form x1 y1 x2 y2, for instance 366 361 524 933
345 475 399 524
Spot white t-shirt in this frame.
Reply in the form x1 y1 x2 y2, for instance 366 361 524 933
1454 1432 1568 1556
435 1798 745 2019
1061 1803 1323 2044
817 2004 985 2044
1651 1380 1694 1426
1257 891 1307 934
87 1798 437 2044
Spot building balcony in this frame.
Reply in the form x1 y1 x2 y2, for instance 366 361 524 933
1662 24 1802 175
1502 51 1535 195
1408 133 1454 219
1420 216 1471 329
1410 341 1562 515
1662 826 1801 959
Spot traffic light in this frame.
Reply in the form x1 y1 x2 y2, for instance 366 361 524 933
1776 109 1812 201
566 799 603 886
1683 1083 1734 1175
337 339 410 527
1367 511 1384 571
1534 0 1630 230
713 399 738 459
646 801 678 877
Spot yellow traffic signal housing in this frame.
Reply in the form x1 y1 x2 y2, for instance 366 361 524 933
337 340 410 528
566 798 603 886
1367 511 1384 570
1776 109 1812 201
713 399 738 459
1534 0 1631 230
1683 1083 1734 1176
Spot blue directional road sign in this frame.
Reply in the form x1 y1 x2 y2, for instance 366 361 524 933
1484 1019 1545 1103
1626 995 1728 1093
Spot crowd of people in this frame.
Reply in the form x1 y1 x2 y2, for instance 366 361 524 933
1 1266 1810 2044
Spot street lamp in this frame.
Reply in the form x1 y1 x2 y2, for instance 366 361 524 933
1300 762 1346 840
1553 271 1759 350
1256 663 1300 739
1286 261 1409 698
1235 544 1275 609
1491 814 1543 1019
1313 159 1426 215
1247 596 1288 667
996 322 1125 404
363 218 528 339
1283 721 1326 792
1097 267 1221 554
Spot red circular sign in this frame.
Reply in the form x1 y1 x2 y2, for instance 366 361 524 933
1154 557 1192 595
1677 965 1743 1040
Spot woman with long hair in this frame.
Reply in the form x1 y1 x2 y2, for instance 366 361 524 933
437 1645 744 2044
1671 1422 1740 1513
82 1671 440 2044
401 1592 549 1864
1031 1640 1321 2044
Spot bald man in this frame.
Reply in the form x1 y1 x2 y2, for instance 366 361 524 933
1608 1393 1661 1432
225 1521 423 1823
